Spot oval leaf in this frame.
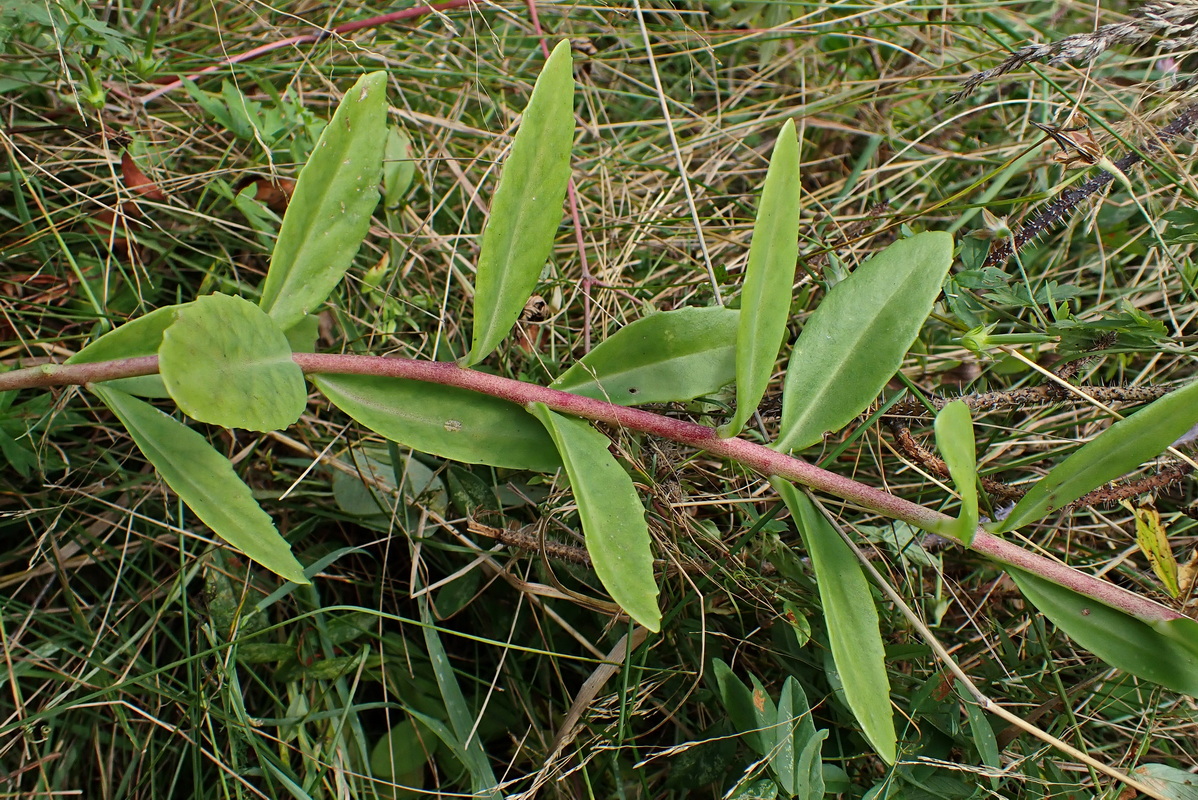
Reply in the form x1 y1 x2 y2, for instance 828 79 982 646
383 126 415 207
1008 567 1198 696
773 231 954 453
720 119 800 437
160 293 306 432
933 399 978 544
773 479 896 763
551 306 738 404
997 379 1198 532
91 384 307 584
463 41 574 366
314 372 561 472
259 72 388 331
527 402 660 631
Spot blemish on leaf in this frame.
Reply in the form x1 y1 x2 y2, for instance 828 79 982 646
443 419 463 433
753 687 767 712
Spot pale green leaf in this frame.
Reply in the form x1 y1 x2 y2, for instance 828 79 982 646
997 378 1198 532
464 41 574 366
933 400 978 544
1128 502 1181 598
159 293 306 432
259 72 388 331
528 402 659 631
551 306 738 404
721 119 800 437
67 303 189 397
774 231 954 453
314 373 561 472
795 730 829 800
773 479 896 763
91 385 307 584
1009 567 1198 696
1133 764 1198 800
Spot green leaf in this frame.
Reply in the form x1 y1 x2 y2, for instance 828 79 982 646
1008 567 1198 696
996 379 1198 532
91 385 307 584
527 402 659 631
720 119 800 437
383 126 416 207
712 658 771 756
932 400 978 544
314 373 561 472
1127 501 1181 598
550 306 739 404
795 730 829 800
774 675 817 795
774 231 953 453
463 41 574 366
773 479 896 763
259 72 388 331
159 293 306 432
1133 764 1198 800
67 303 190 398
67 304 188 365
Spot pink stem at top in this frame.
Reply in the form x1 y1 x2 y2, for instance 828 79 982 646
141 0 480 103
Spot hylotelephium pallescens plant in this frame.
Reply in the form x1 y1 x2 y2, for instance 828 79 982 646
3 42 1198 769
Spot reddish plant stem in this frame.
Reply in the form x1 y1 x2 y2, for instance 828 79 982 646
141 0 480 103
0 352 1180 624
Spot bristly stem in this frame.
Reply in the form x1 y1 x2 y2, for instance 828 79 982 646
985 102 1198 268
0 352 1184 625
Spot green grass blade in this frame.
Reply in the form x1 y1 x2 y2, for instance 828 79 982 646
159 293 306 432
933 399 978 544
91 384 307 584
419 601 501 799
259 72 388 331
720 119 800 437
1008 567 1198 696
773 231 953 453
996 379 1198 532
463 40 574 367
773 479 896 763
528 402 660 631
550 306 738 404
313 373 561 472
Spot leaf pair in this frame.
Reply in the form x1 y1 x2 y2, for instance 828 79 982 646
713 660 828 798
67 72 393 585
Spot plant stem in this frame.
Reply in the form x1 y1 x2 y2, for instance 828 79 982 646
0 352 1182 624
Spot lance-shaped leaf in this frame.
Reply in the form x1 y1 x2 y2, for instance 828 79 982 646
551 306 738 404
712 659 774 757
773 479 896 763
773 231 953 453
996 378 1198 532
463 40 574 367
67 303 191 398
259 72 388 331
1009 567 1198 696
314 373 561 472
527 402 659 631
91 384 307 584
159 293 306 432
383 126 415 207
932 400 979 544
720 119 800 437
